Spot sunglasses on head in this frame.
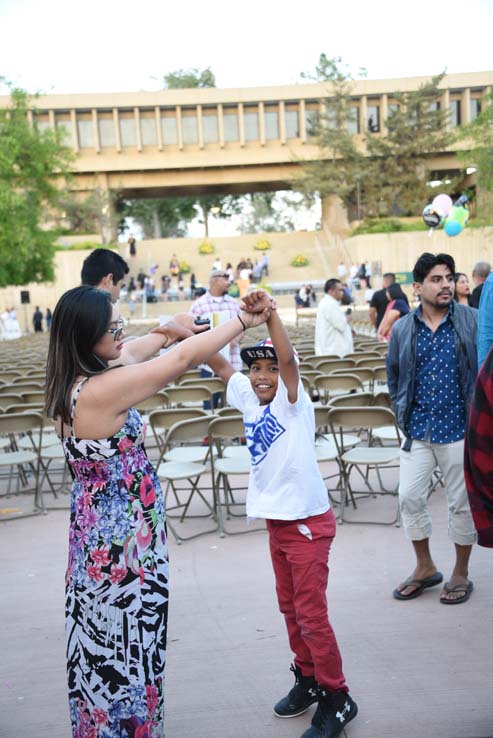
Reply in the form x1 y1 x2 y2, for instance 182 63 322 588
106 318 125 341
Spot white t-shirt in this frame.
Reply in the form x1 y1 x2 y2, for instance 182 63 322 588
226 372 330 521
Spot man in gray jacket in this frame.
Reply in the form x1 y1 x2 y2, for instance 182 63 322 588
386 252 477 605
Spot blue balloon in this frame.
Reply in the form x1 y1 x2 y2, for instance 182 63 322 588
444 219 463 237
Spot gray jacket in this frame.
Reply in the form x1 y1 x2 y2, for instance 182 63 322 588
386 303 478 435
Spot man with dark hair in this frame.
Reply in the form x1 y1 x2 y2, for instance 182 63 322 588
387 252 478 605
315 279 353 357
369 272 396 329
81 247 202 365
469 260 491 309
81 248 130 303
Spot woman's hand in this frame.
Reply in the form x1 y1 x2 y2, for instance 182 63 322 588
241 289 277 313
150 321 194 348
150 313 211 348
151 313 210 336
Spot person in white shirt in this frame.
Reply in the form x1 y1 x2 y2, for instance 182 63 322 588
337 262 347 279
189 269 241 407
315 279 354 357
213 257 222 272
207 291 357 738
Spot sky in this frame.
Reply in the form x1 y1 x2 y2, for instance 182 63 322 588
1 0 492 95
1 0 492 237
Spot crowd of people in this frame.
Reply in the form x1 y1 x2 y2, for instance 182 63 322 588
4 243 493 738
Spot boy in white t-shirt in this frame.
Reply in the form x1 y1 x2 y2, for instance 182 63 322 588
207 290 357 738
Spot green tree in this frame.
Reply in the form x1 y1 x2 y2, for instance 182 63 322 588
296 55 367 213
194 194 242 237
55 191 101 233
118 197 197 238
0 82 73 287
236 192 297 233
364 73 454 215
457 90 493 219
163 67 216 89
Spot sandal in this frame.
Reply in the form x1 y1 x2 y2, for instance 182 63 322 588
440 579 473 605
393 571 443 600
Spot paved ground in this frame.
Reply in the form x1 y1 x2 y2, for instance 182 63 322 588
1 477 493 738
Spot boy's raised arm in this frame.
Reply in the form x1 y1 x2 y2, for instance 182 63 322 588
242 291 299 404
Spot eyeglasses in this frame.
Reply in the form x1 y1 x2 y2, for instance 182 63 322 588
213 273 229 279
106 318 125 341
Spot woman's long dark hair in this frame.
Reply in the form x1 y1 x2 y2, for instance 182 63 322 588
387 283 406 301
45 286 112 424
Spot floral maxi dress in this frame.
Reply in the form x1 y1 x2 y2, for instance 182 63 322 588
62 383 168 738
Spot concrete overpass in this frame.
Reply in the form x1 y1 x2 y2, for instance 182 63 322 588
1 70 491 200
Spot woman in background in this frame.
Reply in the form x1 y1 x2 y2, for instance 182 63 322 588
454 272 471 306
377 283 410 342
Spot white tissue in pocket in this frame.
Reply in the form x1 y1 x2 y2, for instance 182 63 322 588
297 524 313 540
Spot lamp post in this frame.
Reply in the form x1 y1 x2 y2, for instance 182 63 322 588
355 176 362 221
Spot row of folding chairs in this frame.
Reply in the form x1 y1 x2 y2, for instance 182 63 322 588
315 394 401 526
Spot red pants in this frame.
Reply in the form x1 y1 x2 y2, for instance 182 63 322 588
266 510 347 692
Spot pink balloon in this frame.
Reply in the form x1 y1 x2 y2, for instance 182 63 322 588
432 194 453 217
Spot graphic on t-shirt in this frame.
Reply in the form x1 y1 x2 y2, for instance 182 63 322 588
244 405 286 466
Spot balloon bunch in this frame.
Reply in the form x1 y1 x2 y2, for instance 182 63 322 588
422 194 469 237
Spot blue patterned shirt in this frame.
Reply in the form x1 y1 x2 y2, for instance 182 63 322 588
407 306 466 443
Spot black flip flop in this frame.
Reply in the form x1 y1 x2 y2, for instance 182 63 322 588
440 579 474 605
393 571 444 601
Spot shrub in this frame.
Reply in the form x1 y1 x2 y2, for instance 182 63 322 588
55 241 113 251
254 238 272 251
290 254 309 267
351 218 427 235
178 260 191 274
198 240 215 255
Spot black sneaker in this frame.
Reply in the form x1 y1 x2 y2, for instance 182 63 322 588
273 664 318 718
300 688 358 738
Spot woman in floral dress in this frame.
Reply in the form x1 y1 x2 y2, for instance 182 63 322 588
45 285 271 738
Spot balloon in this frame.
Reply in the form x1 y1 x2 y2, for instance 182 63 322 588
432 194 453 217
449 205 469 228
455 194 469 208
422 204 443 229
444 220 463 237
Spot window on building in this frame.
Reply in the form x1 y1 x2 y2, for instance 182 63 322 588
244 108 259 141
305 104 319 137
77 117 94 148
285 108 299 138
346 106 359 134
387 103 399 131
181 112 198 145
470 98 482 121
161 112 178 145
99 117 116 147
265 107 279 140
56 116 72 144
367 103 380 133
449 99 461 127
120 116 136 147
203 109 218 143
34 116 52 133
223 108 239 142
140 115 157 146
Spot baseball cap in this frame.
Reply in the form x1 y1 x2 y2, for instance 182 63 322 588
240 338 299 367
